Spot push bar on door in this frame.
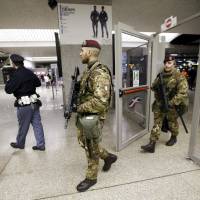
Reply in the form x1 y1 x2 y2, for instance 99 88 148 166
119 86 149 97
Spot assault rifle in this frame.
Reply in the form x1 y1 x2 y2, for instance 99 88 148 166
64 66 80 128
158 73 188 134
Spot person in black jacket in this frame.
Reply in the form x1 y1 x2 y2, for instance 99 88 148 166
5 54 45 151
99 6 109 38
90 5 99 38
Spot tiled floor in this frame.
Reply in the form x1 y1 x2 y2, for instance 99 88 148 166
0 85 200 200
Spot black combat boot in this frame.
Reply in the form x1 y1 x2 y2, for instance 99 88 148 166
10 142 24 149
76 178 97 192
102 153 117 172
32 146 45 151
166 135 177 146
141 140 156 153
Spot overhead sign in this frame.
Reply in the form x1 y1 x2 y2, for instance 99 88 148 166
58 3 112 45
161 16 177 32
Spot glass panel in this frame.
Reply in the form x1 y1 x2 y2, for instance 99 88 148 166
121 32 148 88
121 90 147 143
193 111 200 158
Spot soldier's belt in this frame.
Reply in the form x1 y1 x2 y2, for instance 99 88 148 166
79 112 98 116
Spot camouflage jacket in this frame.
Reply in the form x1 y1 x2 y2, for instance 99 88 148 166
77 61 111 119
152 68 188 110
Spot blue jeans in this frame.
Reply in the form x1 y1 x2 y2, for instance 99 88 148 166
16 104 45 148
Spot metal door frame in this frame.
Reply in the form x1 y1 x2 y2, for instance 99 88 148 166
115 22 152 151
188 44 200 164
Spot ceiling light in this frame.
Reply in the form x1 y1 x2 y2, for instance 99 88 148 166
25 57 57 62
140 32 155 36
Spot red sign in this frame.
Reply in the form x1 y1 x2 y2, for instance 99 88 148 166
161 16 177 32
165 18 172 28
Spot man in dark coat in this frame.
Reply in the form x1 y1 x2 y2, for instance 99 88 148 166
99 6 109 38
5 54 45 151
90 5 99 38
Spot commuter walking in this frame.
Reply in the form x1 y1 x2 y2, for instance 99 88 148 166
5 54 45 151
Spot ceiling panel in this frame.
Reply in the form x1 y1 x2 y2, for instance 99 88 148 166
0 29 58 42
0 47 56 58
113 0 200 33
0 0 58 29
167 16 200 34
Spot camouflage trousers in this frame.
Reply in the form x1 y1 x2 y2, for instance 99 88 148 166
77 126 109 180
150 109 179 141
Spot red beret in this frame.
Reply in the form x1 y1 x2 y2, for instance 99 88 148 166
164 55 175 63
82 40 101 49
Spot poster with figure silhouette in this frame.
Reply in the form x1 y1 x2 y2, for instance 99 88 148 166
58 3 112 45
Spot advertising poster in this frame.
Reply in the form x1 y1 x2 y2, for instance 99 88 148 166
58 3 112 45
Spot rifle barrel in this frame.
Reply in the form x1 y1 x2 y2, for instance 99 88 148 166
176 108 188 133
64 66 80 129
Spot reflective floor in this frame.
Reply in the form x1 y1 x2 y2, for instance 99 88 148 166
0 85 200 200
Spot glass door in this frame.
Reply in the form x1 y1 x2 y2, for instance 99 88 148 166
188 44 200 164
115 22 152 151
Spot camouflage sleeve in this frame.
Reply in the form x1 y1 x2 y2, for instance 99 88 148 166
77 68 111 113
169 75 188 106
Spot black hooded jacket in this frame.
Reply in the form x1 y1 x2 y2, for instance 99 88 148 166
5 66 41 98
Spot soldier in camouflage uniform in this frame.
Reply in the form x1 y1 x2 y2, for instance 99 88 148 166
141 56 188 153
76 40 117 192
